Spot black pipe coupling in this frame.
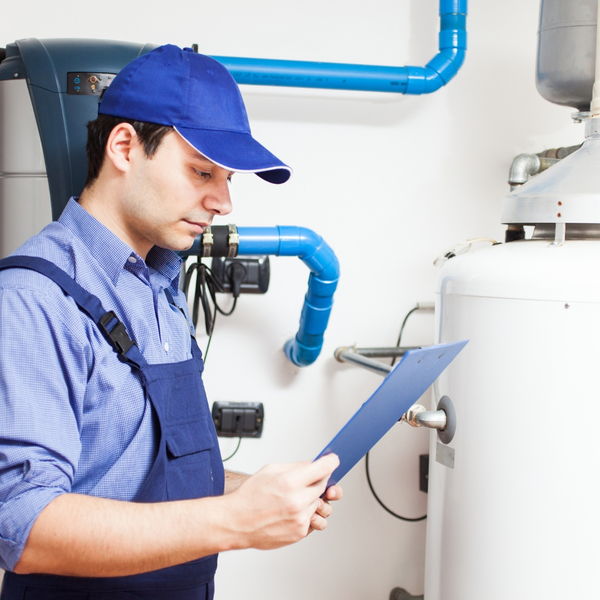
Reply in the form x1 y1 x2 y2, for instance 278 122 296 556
187 224 239 258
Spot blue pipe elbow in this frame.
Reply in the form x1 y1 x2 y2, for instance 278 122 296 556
237 226 340 367
211 0 466 95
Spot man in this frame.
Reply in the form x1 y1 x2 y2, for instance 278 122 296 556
0 45 342 599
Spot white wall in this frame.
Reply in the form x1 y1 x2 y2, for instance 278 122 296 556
0 1 585 598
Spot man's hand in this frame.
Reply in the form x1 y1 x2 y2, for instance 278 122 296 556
16 455 342 577
309 483 343 533
223 453 340 550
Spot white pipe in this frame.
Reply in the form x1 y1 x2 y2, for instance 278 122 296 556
590 0 600 115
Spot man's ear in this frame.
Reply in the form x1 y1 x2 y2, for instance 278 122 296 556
105 123 140 174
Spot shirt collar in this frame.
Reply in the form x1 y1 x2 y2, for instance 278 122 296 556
59 198 182 287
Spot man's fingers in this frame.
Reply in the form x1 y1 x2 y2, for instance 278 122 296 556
294 454 339 488
309 513 328 531
324 484 343 501
315 499 332 519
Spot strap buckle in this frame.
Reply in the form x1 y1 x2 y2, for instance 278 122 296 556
98 311 136 355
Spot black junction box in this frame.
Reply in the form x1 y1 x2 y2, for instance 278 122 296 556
212 401 264 438
211 256 270 294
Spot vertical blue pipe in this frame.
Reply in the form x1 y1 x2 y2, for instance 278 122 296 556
237 226 340 367
211 0 467 95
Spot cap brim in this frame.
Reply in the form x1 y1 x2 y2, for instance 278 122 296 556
175 127 292 184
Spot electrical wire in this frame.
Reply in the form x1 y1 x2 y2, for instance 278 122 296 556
390 305 419 366
181 258 246 456
182 259 242 361
183 260 239 334
365 303 427 521
222 437 242 461
365 452 426 522
203 310 216 362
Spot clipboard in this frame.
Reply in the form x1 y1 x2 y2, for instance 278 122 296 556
315 340 468 489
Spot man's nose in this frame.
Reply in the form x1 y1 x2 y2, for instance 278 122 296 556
206 178 233 216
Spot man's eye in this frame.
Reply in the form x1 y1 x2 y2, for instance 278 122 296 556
194 169 211 179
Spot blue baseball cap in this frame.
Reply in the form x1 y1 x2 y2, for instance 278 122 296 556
98 44 292 184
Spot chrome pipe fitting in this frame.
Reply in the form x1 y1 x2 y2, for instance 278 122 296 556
334 347 393 376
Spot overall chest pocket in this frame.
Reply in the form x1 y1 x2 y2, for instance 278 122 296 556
164 419 217 501
145 354 219 500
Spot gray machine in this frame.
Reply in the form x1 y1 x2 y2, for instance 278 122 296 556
0 39 155 257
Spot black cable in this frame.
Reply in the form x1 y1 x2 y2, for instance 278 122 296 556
182 259 240 336
390 305 419 366
203 309 216 362
222 437 242 462
365 303 427 521
365 451 426 522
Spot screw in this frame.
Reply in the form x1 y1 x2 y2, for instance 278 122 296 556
13 73 18 78
565 303 570 309
558 201 563 206
557 213 562 217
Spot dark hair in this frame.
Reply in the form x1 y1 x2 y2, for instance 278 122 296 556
84 114 173 188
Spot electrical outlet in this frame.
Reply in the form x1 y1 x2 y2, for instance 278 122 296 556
210 256 270 294
212 402 264 438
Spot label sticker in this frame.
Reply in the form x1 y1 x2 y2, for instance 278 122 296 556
436 442 455 469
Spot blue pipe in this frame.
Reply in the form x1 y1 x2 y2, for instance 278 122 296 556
182 226 339 367
211 0 466 95
238 226 339 367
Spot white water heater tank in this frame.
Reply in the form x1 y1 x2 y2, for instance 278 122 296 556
424 238 600 599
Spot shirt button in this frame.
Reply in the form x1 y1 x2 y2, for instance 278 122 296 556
128 256 137 263
164 343 169 352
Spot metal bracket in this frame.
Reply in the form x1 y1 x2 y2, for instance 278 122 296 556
202 226 213 257
550 222 566 247
227 224 239 257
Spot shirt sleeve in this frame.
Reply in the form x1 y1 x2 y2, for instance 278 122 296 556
0 279 90 571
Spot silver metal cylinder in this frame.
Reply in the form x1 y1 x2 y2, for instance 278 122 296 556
414 410 447 431
352 346 418 358
334 347 393 376
536 0 598 111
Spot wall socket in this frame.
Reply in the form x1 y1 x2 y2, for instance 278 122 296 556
212 401 264 438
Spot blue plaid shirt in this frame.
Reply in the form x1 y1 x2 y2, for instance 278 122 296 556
0 198 195 571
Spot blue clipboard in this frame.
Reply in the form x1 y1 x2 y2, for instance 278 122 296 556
315 340 468 489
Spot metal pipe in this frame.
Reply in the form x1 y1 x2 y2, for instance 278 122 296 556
508 154 541 190
334 347 392 376
508 147 580 192
401 403 448 430
210 0 467 95
354 346 420 358
537 144 582 159
415 410 447 430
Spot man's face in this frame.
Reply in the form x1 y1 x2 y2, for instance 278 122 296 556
120 130 233 256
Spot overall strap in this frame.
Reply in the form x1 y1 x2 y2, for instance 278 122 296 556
0 256 148 368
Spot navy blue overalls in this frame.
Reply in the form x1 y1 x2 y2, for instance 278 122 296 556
0 256 225 600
